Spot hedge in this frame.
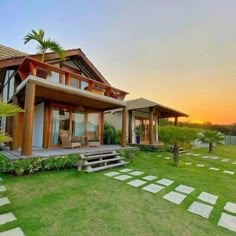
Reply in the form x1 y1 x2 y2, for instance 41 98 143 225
0 153 80 176
129 144 168 152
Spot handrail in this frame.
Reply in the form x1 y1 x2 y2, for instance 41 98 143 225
17 57 129 100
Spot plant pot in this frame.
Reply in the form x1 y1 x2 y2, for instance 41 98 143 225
105 135 112 145
136 135 140 144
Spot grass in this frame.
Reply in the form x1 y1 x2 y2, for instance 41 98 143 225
0 145 236 235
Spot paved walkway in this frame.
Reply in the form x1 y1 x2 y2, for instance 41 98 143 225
0 177 25 235
104 168 236 233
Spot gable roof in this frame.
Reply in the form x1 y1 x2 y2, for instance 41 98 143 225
0 45 110 85
127 97 188 117
0 44 27 60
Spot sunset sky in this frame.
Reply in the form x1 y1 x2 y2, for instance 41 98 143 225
1 0 236 124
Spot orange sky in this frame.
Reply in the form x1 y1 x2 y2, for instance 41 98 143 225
2 1 236 124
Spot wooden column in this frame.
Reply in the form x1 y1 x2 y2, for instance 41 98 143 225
100 112 104 144
149 107 154 144
121 106 127 147
174 116 178 126
21 82 35 156
128 110 132 144
43 102 50 149
156 115 159 142
10 96 19 150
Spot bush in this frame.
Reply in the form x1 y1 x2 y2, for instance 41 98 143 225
104 123 121 145
0 154 80 176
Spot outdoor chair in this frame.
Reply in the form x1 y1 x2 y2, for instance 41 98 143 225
59 129 81 149
87 131 100 147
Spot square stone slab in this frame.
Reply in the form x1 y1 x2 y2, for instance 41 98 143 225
185 162 192 165
114 175 132 181
142 175 158 181
210 156 220 160
185 153 192 156
209 167 220 171
193 153 201 157
175 184 195 194
164 156 171 160
0 198 10 206
0 212 16 225
197 192 218 205
218 213 236 233
119 168 133 173
128 179 147 187
129 171 144 176
156 178 174 186
163 191 187 205
104 171 120 177
0 227 25 236
221 158 230 162
0 186 6 192
232 161 236 165
188 201 213 219
156 155 162 157
224 202 236 214
142 184 165 193
223 170 235 175
196 164 205 167
202 156 209 159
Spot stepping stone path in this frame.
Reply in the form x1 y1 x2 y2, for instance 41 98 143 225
0 212 16 226
0 227 25 236
142 175 158 181
156 155 162 157
210 156 220 160
0 197 10 206
233 161 236 165
197 192 218 205
218 213 236 233
185 162 192 165
221 159 230 162
224 202 236 214
104 171 120 177
202 156 209 159
142 184 164 194
209 167 220 171
193 154 201 157
175 185 195 194
163 191 187 205
129 171 144 176
223 170 235 175
114 175 132 181
0 186 6 192
119 168 132 173
164 157 171 160
196 164 205 167
156 178 174 186
188 201 213 219
128 179 146 187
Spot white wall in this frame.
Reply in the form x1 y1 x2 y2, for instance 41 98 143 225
105 112 122 130
33 103 44 147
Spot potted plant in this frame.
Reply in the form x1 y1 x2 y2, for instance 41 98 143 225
103 123 114 145
134 126 142 144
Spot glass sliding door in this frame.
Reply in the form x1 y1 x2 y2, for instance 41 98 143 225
72 111 85 136
51 108 70 145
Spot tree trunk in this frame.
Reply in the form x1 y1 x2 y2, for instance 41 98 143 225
41 52 45 62
173 143 179 166
209 143 213 153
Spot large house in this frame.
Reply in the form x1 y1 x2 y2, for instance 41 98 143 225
0 44 129 156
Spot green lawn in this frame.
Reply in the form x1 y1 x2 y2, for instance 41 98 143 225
0 145 236 236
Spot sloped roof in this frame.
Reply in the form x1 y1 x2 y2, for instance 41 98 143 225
127 97 188 117
0 44 27 60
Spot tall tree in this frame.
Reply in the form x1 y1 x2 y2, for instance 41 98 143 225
24 28 65 61
159 126 198 166
198 130 224 153
0 103 23 143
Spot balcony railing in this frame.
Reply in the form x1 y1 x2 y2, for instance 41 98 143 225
17 57 128 100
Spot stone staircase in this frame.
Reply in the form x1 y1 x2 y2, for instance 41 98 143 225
78 150 129 173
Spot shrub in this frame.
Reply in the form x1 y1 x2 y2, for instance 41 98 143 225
0 154 80 176
104 123 121 145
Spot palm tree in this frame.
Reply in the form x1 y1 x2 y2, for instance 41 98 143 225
24 28 65 61
198 130 224 153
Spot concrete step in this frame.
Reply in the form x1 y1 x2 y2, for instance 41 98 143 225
81 152 117 160
84 156 123 166
85 161 129 173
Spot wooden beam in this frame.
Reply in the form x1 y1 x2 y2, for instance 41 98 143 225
128 110 132 144
149 107 154 144
174 116 178 126
21 82 35 156
100 112 104 144
43 102 50 149
10 96 20 150
121 106 127 147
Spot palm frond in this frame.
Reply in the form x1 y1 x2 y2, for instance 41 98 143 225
0 132 12 143
24 28 45 45
44 39 66 59
0 102 23 117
